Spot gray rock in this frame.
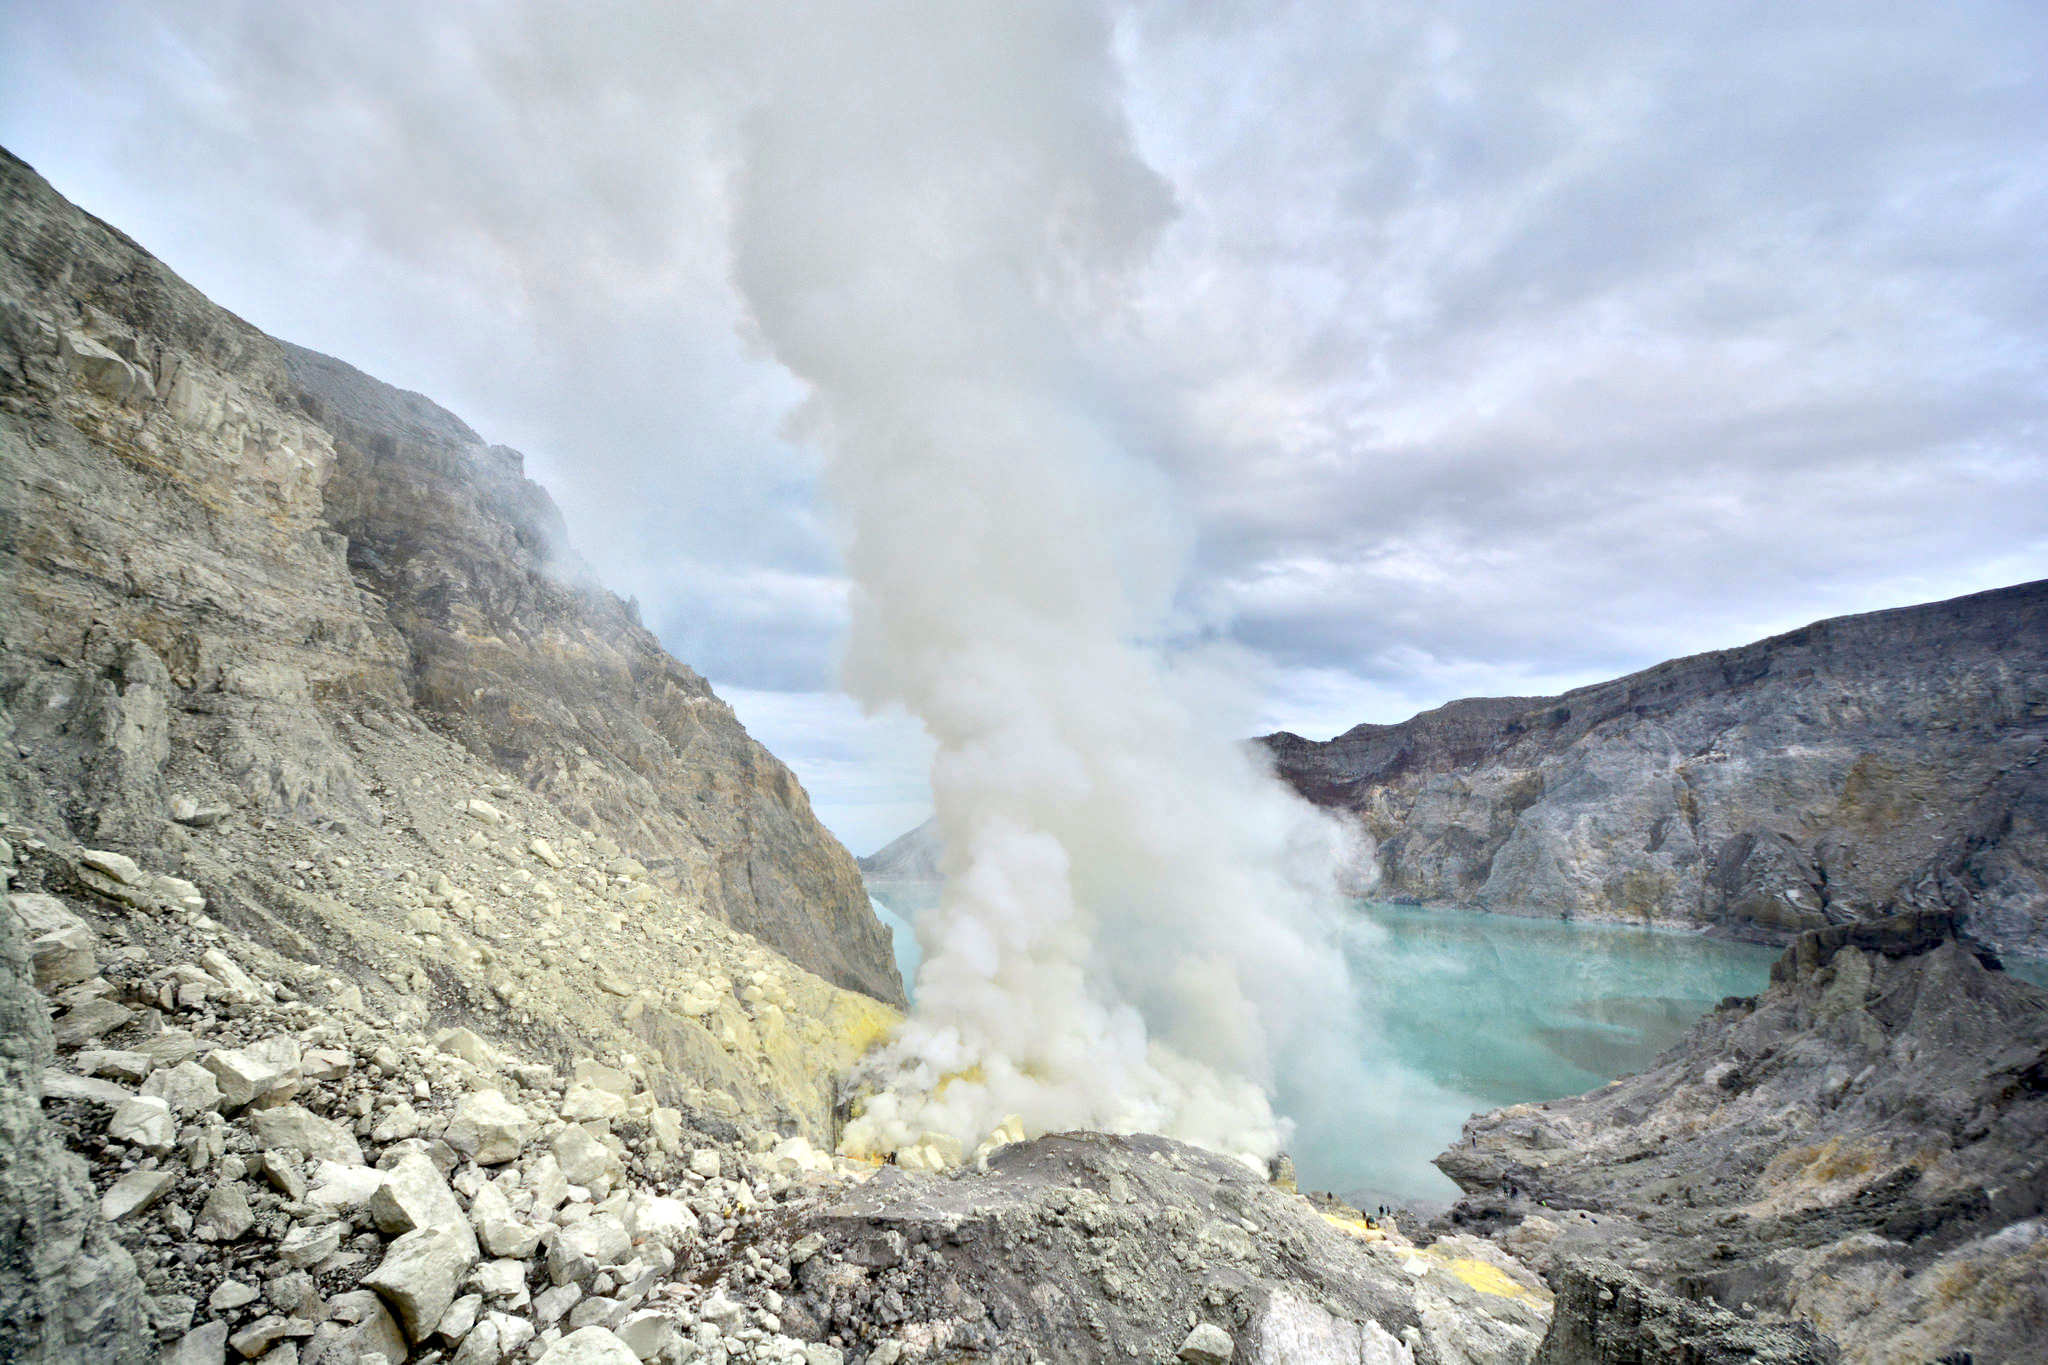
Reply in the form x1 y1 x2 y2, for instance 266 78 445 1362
478 1215 542 1259
276 1221 342 1269
537 1325 642 1364
1439 914 2047 1364
561 1083 628 1122
196 1181 255 1241
433 1027 494 1067
107 1094 177 1154
362 1223 481 1343
77 849 145 887
0 879 151 1362
1532 1260 1835 1365
367 1150 466 1236
534 1282 583 1328
52 997 131 1048
470 1258 530 1303
76 1048 151 1083
553 1122 617 1189
436 1291 482 1342
250 1104 364 1166
41 1067 134 1106
202 1037 302 1113
210 1281 259 1312
615 1309 674 1362
547 1215 633 1286
28 923 96 991
450 1318 501 1365
779 1132 1548 1365
165 1321 230 1365
99 1169 176 1222
142 1060 223 1115
227 1314 296 1359
443 1090 530 1165
314 1290 409 1365
1177 1322 1233 1365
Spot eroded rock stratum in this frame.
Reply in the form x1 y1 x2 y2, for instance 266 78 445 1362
0 144 900 1016
1261 582 2048 954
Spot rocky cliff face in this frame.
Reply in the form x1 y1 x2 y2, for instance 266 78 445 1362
1434 913 2048 1364
1262 583 2048 955
0 146 898 1006
855 821 943 887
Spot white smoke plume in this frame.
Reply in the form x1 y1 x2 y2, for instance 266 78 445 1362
724 0 1378 1169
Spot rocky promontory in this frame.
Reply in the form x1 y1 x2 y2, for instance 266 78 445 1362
1261 583 2048 955
1433 912 2048 1363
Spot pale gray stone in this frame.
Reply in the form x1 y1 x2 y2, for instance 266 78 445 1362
29 923 97 990
42 1068 133 1106
251 1105 364 1166
277 1221 342 1269
196 1181 255 1240
99 1169 175 1222
142 1060 222 1115
547 1215 632 1286
436 1291 482 1343
165 1320 230 1365
202 1037 301 1112
1178 1322 1234 1365
616 1310 674 1363
107 1094 177 1154
362 1223 480 1343
553 1123 617 1189
77 1048 151 1082
368 1150 465 1237
443 1090 530 1165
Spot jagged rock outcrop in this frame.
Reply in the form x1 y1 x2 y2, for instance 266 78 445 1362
1529 1261 1835 1365
1260 582 2048 955
780 1131 1552 1364
0 145 898 1005
0 839 152 1363
1433 912 2048 1364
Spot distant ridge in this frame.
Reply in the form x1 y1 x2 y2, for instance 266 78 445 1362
862 581 2048 954
1265 579 2048 952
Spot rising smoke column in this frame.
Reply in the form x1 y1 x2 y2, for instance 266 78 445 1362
726 0 1371 1166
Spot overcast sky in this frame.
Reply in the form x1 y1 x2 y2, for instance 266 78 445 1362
4 1 2044 854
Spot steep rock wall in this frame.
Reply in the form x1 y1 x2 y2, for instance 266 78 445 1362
1262 582 2048 954
0 147 898 1004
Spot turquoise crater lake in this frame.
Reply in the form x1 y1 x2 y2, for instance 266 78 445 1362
866 889 1781 1204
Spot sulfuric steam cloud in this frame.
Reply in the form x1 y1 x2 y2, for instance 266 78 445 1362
724 0 1378 1170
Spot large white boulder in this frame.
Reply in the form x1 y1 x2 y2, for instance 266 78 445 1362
537 1326 642 1364
368 1150 466 1236
363 1223 481 1344
250 1104 364 1166
107 1095 177 1154
444 1090 531 1165
202 1037 302 1112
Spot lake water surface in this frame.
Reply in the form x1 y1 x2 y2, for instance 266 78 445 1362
866 889 1785 1204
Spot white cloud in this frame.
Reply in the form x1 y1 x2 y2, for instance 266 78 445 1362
4 0 2043 840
